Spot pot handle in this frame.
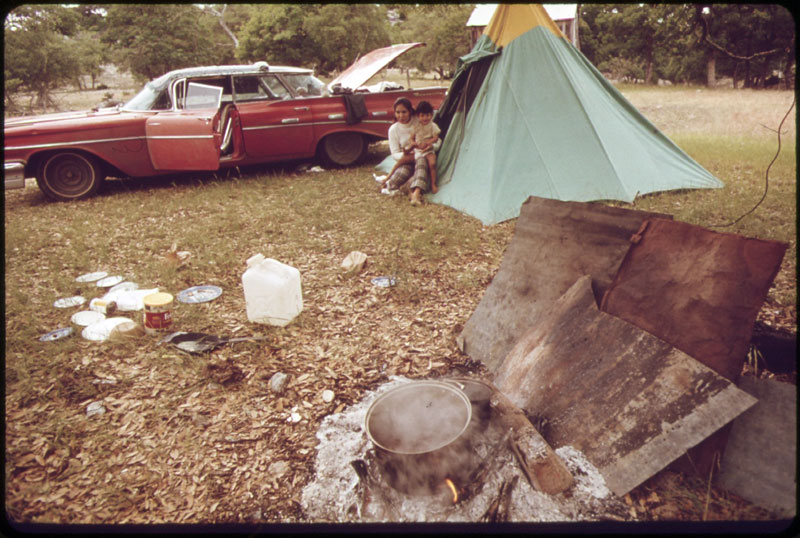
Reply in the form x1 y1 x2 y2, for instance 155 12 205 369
442 379 466 391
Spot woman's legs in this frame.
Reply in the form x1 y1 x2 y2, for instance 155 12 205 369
385 163 415 193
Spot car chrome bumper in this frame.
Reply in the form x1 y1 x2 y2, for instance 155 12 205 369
4 161 26 190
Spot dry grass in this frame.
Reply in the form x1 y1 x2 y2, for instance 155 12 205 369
4 71 795 527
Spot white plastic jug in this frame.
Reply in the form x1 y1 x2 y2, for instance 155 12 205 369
242 254 303 326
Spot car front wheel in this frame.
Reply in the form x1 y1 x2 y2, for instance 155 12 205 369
37 152 104 201
320 132 366 167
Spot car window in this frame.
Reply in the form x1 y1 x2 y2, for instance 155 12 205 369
261 75 290 99
185 82 223 110
123 83 172 111
234 75 291 101
282 74 325 97
173 77 231 109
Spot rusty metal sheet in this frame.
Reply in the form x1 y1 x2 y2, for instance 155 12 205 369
494 275 758 497
717 377 797 518
457 196 671 371
600 218 788 382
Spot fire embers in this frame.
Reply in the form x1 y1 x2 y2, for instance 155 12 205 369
372 434 480 496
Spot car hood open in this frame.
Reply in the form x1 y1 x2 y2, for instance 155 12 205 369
328 43 425 93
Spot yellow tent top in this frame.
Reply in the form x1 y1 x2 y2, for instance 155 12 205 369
484 4 566 47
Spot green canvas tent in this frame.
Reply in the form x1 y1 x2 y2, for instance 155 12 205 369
428 4 723 225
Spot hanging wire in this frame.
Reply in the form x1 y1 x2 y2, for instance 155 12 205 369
709 94 796 228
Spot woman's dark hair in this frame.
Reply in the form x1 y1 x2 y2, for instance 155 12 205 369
393 97 414 115
415 100 433 115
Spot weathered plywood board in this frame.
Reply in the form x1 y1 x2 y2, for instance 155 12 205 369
458 196 670 371
495 275 758 497
600 218 788 382
717 377 797 518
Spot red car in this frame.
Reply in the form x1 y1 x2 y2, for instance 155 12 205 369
4 43 446 201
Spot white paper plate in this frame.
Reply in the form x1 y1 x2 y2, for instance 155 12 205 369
76 271 108 283
71 310 106 327
109 281 139 293
81 317 133 342
96 275 125 288
54 296 86 308
38 327 74 341
177 285 222 304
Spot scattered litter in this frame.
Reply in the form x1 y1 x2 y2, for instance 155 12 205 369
163 243 192 266
96 275 124 288
71 310 106 327
54 296 86 308
341 251 368 273
81 317 133 342
101 288 159 311
108 281 139 293
85 401 106 417
270 372 289 394
160 331 267 354
92 378 117 386
75 271 107 283
108 321 145 341
176 285 223 304
371 276 396 288
380 188 399 196
143 292 174 334
297 164 326 174
89 298 117 315
322 389 335 403
38 327 74 342
243 254 303 326
288 409 302 423
269 460 291 479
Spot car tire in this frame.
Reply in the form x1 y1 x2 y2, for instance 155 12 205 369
36 152 104 201
320 132 366 167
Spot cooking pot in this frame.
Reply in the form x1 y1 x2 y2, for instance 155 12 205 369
365 381 476 494
443 377 495 426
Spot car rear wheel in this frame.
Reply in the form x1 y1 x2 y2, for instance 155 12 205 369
320 132 366 167
37 152 104 201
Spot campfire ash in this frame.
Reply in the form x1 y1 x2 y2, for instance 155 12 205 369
301 377 631 523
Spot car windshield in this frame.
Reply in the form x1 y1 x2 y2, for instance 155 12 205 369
123 81 172 111
282 73 326 97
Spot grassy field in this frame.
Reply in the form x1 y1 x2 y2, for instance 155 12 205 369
4 80 796 525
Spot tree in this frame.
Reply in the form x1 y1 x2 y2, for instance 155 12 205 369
4 5 83 111
237 5 314 67
696 4 795 89
72 30 110 89
101 4 218 81
302 4 390 72
391 4 473 79
236 4 390 74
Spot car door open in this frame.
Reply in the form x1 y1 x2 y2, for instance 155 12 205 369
145 82 223 171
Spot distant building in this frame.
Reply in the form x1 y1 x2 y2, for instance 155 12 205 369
467 4 580 49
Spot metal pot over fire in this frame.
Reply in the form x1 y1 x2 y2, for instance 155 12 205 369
365 381 477 495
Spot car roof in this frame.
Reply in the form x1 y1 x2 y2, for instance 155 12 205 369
149 63 313 90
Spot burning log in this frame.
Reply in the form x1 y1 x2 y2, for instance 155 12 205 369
481 475 519 522
457 432 512 503
488 385 574 494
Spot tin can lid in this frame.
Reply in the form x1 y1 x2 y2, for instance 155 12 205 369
143 292 174 307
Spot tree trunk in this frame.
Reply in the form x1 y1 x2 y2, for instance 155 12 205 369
706 49 716 87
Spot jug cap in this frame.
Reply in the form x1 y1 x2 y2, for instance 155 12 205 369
246 253 265 267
